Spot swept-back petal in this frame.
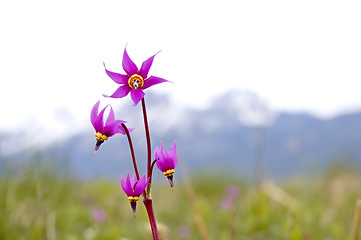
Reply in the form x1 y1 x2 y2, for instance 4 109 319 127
104 63 129 84
114 125 133 135
125 173 133 195
122 47 138 76
103 85 131 98
142 76 169 89
91 101 100 128
94 105 108 133
155 146 169 172
121 175 132 196
106 106 115 124
130 174 138 189
139 51 160 79
130 89 145 106
154 146 161 160
134 174 149 196
103 120 126 137
169 141 178 168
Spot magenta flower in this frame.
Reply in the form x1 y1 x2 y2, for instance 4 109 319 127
120 173 150 213
91 101 130 154
103 47 169 106
154 141 178 188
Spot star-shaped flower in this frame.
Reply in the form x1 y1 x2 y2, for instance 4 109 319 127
91 101 131 154
154 141 178 188
103 47 169 106
121 173 150 213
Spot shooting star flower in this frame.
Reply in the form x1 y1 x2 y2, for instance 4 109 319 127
120 173 150 214
91 101 130 154
155 141 178 188
103 47 169 106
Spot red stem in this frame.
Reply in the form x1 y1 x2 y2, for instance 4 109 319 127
141 98 159 239
121 123 140 180
143 198 159 240
141 98 152 188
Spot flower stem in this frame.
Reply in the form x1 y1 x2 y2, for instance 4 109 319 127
141 98 152 194
143 198 159 240
121 123 140 180
141 98 159 239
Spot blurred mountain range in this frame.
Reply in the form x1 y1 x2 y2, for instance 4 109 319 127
1 90 361 180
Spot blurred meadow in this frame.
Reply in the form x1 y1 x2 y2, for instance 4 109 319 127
1 1 361 239
1 157 361 240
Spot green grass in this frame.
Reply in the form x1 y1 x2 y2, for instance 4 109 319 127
0 160 360 240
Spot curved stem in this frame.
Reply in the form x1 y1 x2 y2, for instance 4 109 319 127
141 98 152 191
121 123 140 180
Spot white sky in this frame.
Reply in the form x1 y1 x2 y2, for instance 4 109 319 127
1 0 361 136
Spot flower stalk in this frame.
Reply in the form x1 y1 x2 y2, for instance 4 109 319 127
121 123 140 181
141 98 153 196
140 97 160 239
144 198 159 240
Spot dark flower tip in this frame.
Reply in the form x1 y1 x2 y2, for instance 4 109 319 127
95 139 104 150
130 201 137 215
93 140 104 156
167 175 174 190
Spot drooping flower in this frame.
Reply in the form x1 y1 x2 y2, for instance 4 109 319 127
103 47 169 106
91 101 131 154
154 141 178 188
120 173 150 213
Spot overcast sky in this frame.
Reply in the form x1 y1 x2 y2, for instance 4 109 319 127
1 0 361 135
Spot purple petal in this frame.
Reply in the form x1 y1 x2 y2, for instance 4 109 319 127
169 141 178 168
122 47 138 76
154 146 160 160
130 90 145 106
113 125 133 135
121 175 132 196
155 146 168 172
103 120 126 137
131 174 138 188
142 76 169 89
105 106 115 124
125 173 133 196
134 174 148 196
91 101 100 128
104 63 129 84
94 105 108 133
103 85 131 98
139 51 160 79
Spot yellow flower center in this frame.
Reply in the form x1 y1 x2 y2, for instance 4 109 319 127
128 74 144 90
95 133 108 141
128 196 139 201
163 169 175 177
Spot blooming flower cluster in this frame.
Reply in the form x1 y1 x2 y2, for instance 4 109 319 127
90 45 177 240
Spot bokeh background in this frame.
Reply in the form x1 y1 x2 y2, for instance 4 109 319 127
1 0 361 239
